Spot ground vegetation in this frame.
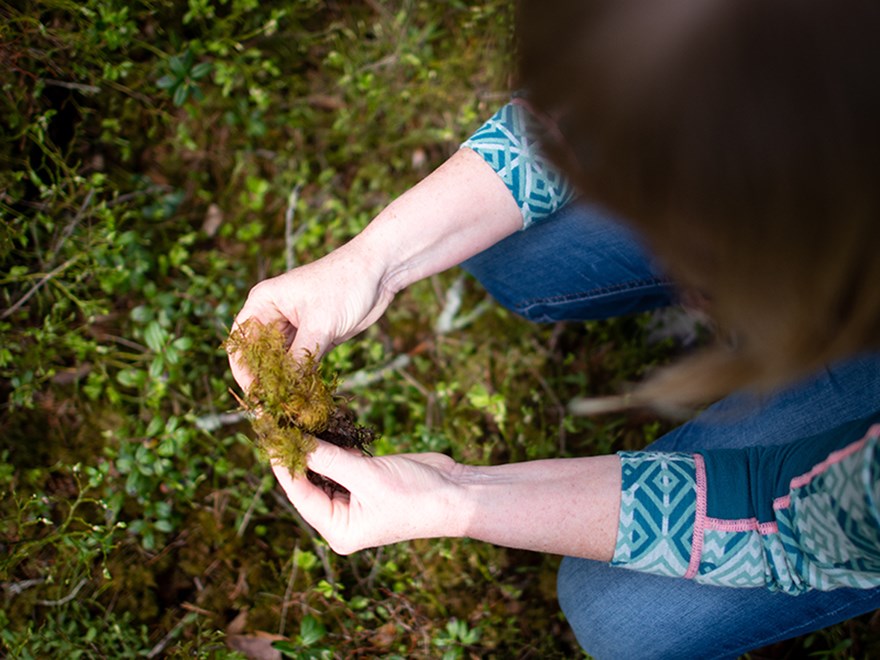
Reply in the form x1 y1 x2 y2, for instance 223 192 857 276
1 1 876 657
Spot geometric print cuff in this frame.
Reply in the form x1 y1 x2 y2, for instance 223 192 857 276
611 451 698 578
461 101 576 229
611 428 880 594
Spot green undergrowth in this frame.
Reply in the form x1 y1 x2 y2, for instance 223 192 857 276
1 0 876 658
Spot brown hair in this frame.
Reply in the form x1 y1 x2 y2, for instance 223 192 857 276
518 0 880 407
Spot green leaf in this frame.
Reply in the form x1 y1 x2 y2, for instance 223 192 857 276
149 355 165 379
144 321 169 352
299 615 325 647
190 61 213 79
348 595 369 610
117 368 145 389
171 336 192 351
156 74 178 90
294 548 318 571
157 438 175 457
146 416 164 437
130 305 153 324
270 641 299 657
167 55 186 77
172 83 190 107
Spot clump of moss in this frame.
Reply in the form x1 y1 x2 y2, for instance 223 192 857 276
224 319 375 481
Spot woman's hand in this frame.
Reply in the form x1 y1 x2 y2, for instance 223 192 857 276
229 241 395 392
273 438 622 560
272 439 469 554
228 148 524 393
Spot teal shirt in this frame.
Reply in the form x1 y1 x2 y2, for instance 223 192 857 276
613 417 880 594
462 100 575 229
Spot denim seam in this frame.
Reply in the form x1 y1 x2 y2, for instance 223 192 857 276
513 277 672 314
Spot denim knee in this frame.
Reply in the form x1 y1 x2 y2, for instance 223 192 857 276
459 201 676 324
558 555 880 659
557 557 737 660
557 556 640 660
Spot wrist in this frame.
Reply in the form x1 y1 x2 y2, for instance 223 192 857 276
438 463 483 539
443 457 622 559
352 148 523 294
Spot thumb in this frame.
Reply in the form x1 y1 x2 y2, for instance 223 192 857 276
289 326 330 362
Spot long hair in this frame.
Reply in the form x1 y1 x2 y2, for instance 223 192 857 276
518 0 880 407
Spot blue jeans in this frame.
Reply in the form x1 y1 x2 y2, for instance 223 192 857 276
462 202 880 659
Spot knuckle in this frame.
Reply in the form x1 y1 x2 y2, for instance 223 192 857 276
309 444 337 475
326 534 353 555
246 279 269 301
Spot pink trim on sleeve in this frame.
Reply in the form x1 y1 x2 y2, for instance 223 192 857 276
704 517 779 535
684 453 707 579
772 425 879 511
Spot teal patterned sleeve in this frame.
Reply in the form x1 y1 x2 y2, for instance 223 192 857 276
612 451 698 579
611 421 880 594
461 101 576 229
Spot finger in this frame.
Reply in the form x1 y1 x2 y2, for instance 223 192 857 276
271 462 335 527
228 351 255 394
305 439 368 491
227 302 280 393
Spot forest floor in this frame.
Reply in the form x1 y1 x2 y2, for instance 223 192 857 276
2 1 877 657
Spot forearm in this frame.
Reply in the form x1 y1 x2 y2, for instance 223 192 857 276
350 99 578 293
351 147 524 294
453 455 622 560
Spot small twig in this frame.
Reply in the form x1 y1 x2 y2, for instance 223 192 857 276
2 577 46 597
339 354 411 392
180 601 213 617
146 611 194 659
41 78 101 94
278 541 300 637
312 538 336 586
434 276 493 335
144 533 189 567
195 410 249 432
2 255 82 319
395 368 430 398
434 275 465 334
363 0 393 19
103 334 149 353
268 487 336 585
284 183 303 272
365 546 384 591
236 477 267 538
35 577 88 607
51 189 94 258
449 299 493 332
528 364 567 454
360 53 398 73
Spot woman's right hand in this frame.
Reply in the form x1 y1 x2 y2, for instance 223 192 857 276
228 239 395 393
228 147 525 393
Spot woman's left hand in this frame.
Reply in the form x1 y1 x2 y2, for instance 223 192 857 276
272 439 469 554
274 438 621 560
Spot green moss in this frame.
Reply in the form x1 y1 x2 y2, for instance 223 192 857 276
224 319 374 475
